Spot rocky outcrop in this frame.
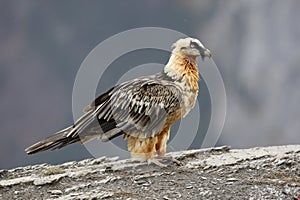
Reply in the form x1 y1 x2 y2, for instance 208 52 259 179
0 145 299 200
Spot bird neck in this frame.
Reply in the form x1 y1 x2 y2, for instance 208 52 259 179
164 54 199 89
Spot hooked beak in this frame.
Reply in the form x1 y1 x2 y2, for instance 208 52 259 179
198 47 211 61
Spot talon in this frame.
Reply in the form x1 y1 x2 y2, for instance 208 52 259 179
162 156 181 166
147 158 167 167
172 158 181 166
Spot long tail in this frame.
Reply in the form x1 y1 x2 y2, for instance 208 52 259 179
25 109 123 155
25 110 94 155
25 126 80 155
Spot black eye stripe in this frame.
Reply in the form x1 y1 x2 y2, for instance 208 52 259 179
190 41 199 48
181 42 202 50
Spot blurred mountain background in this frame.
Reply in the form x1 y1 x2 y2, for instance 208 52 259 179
1 0 300 169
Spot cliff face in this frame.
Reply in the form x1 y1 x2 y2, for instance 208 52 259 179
0 145 299 200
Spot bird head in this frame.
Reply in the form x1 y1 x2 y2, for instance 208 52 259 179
172 37 211 61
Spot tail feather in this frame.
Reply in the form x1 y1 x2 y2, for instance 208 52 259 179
25 127 79 155
25 119 123 155
25 107 124 155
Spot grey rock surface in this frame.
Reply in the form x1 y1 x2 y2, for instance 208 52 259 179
0 145 299 200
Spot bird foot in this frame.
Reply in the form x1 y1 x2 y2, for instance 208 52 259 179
147 158 167 167
131 155 167 167
146 156 181 167
161 156 181 166
131 154 180 167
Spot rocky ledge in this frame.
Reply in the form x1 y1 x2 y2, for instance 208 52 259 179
0 145 299 200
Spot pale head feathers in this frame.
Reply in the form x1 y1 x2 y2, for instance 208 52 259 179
172 38 204 50
164 37 210 81
171 37 211 60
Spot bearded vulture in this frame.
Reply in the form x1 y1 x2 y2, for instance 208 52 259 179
25 37 211 166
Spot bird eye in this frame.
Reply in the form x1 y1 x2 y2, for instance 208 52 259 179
190 43 195 48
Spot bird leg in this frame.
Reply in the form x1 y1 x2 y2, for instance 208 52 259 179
128 134 180 167
156 146 181 165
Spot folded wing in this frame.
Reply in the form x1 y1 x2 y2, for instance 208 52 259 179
76 77 182 141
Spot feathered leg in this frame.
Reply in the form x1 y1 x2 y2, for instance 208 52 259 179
156 128 181 165
126 135 166 167
155 128 170 157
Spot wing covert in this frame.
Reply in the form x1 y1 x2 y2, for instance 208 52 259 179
96 79 182 138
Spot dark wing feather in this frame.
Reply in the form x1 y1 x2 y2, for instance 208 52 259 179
97 78 182 138
83 86 115 113
74 77 182 141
